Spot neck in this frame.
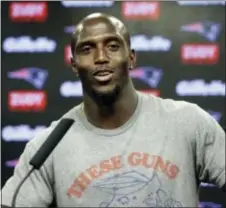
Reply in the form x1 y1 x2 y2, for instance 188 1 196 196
82 81 138 129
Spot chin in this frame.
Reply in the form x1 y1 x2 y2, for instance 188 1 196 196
91 84 121 105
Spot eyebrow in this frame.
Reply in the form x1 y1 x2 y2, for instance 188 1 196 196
76 34 124 49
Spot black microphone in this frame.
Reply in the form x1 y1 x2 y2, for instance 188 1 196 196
11 118 74 207
29 118 74 169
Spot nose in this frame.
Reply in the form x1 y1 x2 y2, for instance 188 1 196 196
94 48 109 65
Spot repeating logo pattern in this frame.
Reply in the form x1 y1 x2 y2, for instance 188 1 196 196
2 1 224 207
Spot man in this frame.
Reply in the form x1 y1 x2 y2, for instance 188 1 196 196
1 13 225 207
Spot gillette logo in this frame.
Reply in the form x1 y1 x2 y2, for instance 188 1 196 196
64 25 75 33
3 36 56 53
176 80 225 96
178 1 225 6
208 111 223 122
181 21 221 42
8 68 48 89
2 125 46 142
200 182 216 188
131 35 172 51
5 159 19 168
61 1 114 7
130 67 163 96
199 202 222 208
60 81 83 97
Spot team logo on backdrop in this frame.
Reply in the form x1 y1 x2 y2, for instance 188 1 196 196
176 79 225 96
130 67 163 96
8 90 47 112
138 89 160 97
2 124 46 142
9 2 48 22
130 67 163 88
122 2 159 20
65 45 72 65
131 35 172 52
61 1 114 7
207 111 223 122
8 67 48 89
177 1 225 6
181 44 219 64
60 81 83 97
3 36 56 53
180 21 221 42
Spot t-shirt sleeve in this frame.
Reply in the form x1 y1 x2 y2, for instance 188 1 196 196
194 105 225 188
1 128 55 207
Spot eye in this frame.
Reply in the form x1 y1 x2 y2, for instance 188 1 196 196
81 45 92 54
108 44 120 51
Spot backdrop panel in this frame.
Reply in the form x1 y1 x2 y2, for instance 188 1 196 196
1 1 225 207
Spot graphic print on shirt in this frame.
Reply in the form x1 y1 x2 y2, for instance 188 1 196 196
67 152 182 207
94 170 182 207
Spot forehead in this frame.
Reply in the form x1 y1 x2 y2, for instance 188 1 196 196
76 20 124 44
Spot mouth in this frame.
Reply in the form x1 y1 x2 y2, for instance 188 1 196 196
93 70 114 83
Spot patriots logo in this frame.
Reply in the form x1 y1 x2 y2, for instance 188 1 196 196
7 67 48 89
180 21 221 42
130 67 163 88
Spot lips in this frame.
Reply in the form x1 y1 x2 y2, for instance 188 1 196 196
93 70 113 82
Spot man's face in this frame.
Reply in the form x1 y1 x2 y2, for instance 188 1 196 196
71 19 135 98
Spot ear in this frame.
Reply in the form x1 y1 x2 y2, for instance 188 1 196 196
71 57 78 74
129 49 136 70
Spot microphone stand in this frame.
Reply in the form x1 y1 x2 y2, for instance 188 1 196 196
11 167 35 207
9 118 74 207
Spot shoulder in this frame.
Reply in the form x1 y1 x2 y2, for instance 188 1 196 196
141 92 199 113
140 92 213 126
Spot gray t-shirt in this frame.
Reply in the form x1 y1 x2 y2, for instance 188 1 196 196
1 92 225 207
